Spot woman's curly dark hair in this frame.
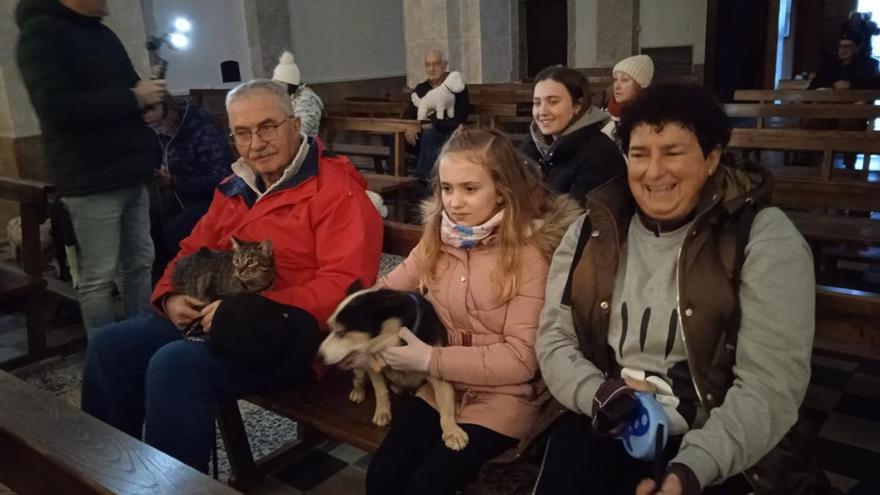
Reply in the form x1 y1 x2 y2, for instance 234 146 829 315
617 83 731 158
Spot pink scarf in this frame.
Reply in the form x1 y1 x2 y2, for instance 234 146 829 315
440 210 504 249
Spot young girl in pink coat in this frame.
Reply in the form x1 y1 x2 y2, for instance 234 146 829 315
365 128 581 495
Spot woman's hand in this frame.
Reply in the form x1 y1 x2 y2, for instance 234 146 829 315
379 327 433 372
635 473 684 495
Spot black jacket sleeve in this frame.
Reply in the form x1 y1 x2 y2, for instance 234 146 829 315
568 136 627 206
16 19 142 130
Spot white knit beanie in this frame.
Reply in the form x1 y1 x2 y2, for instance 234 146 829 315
272 51 301 86
613 55 654 89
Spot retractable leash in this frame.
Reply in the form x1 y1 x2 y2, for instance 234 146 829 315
617 392 670 469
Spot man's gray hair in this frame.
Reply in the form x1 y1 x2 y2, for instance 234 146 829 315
225 79 293 116
425 50 447 63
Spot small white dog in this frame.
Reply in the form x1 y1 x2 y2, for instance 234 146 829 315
412 71 466 121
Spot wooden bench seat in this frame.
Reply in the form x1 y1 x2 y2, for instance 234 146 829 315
816 285 880 318
734 89 880 104
0 370 236 495
785 210 880 246
321 117 421 176
0 177 67 370
0 269 45 301
361 172 421 222
246 367 398 454
729 128 880 181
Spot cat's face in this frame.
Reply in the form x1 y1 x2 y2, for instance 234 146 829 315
231 238 275 292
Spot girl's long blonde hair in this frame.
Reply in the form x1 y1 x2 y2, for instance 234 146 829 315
417 127 554 301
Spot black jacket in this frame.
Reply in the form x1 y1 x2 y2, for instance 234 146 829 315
16 0 158 196
808 54 880 89
522 108 627 206
156 98 233 206
404 77 471 134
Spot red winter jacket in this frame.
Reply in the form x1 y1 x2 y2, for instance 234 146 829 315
152 141 384 328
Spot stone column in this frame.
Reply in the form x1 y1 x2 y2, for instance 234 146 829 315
242 0 292 79
404 0 516 86
595 0 634 66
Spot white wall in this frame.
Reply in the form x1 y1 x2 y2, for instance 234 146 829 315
151 0 253 92
638 0 707 64
288 0 406 83
572 0 598 68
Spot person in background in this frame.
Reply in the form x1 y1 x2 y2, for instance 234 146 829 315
602 54 654 145
841 11 879 56
809 30 879 90
149 95 233 276
523 66 626 206
16 0 165 336
272 50 324 137
404 50 471 184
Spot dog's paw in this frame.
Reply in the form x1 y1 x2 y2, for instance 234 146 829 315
372 408 392 426
349 387 366 404
442 424 469 451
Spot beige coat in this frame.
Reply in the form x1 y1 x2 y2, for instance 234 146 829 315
379 196 581 440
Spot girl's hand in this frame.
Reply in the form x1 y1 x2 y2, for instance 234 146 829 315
380 327 433 372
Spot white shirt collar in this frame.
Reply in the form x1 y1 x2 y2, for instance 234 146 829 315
230 135 310 201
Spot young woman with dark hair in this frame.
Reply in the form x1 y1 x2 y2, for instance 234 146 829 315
522 66 626 206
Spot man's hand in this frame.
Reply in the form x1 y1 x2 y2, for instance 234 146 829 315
833 80 851 90
635 473 684 495
404 127 419 146
199 300 222 332
134 79 166 107
165 294 206 329
379 327 432 372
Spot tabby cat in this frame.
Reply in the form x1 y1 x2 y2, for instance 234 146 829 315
171 237 275 301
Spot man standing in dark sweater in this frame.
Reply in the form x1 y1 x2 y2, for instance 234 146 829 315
404 50 470 183
16 0 166 337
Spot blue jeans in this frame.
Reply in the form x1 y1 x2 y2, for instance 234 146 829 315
81 311 310 472
415 127 449 181
62 184 154 336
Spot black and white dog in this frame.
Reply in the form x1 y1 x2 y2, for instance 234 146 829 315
318 288 469 451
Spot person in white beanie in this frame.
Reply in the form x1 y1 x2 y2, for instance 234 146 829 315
602 54 654 145
272 51 324 137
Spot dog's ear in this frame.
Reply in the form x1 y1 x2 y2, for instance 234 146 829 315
345 279 364 296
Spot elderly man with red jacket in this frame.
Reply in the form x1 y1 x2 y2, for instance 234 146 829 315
81 79 383 472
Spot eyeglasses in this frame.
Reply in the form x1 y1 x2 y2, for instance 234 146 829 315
230 118 291 146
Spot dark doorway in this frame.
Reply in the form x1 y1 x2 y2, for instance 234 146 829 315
705 0 777 101
525 0 568 77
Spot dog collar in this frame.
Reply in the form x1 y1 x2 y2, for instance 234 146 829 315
406 292 424 338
